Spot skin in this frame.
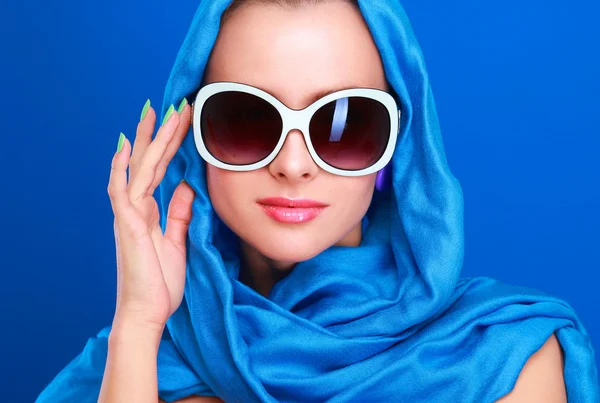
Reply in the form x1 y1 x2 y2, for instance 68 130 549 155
161 334 566 403
202 1 385 297
169 3 568 402
100 2 567 402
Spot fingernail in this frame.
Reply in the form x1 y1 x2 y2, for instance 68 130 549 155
177 98 188 114
117 132 126 153
180 178 186 184
140 99 151 122
162 104 175 125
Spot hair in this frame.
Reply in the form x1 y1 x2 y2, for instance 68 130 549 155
221 0 359 25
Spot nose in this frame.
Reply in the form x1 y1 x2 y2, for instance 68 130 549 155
268 129 319 184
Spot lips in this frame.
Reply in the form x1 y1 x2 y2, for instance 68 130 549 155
257 197 329 223
256 197 329 208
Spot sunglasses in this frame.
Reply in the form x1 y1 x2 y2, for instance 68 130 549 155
190 81 401 177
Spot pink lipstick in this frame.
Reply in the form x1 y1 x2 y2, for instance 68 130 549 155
257 197 328 224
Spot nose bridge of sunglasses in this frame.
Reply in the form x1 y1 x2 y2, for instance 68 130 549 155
273 111 318 165
281 97 349 135
278 127 313 160
276 97 360 165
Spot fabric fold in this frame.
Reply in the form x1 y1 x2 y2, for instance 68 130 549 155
37 1 599 402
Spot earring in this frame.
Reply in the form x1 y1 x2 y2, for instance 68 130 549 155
375 164 391 192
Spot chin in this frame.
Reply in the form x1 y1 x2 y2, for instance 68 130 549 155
217 207 344 263
252 233 329 263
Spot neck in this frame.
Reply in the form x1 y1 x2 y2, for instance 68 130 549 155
238 222 363 297
238 242 295 297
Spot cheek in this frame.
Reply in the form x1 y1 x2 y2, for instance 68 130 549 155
332 175 377 212
206 166 261 227
204 168 377 261
340 176 377 224
207 166 245 210
320 175 376 233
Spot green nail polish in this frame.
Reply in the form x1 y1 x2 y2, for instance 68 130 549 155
140 99 151 122
177 98 188 114
117 132 126 153
162 104 175 125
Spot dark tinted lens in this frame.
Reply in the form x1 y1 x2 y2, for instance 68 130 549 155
309 96 390 170
201 91 283 165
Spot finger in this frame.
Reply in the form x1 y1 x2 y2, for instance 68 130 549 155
128 110 180 203
151 103 192 190
129 105 157 183
107 134 133 214
108 135 149 243
164 180 195 256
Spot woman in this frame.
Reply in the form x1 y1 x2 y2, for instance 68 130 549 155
36 0 600 402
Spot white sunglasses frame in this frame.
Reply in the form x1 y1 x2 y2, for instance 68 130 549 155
191 81 401 177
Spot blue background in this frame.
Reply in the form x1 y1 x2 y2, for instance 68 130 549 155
1 0 598 401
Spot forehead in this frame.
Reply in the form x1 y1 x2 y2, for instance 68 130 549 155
204 2 388 110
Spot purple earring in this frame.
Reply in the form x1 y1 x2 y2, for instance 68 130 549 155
375 164 392 192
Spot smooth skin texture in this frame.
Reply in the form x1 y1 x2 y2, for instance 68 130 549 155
203 1 384 297
101 2 566 402
101 101 196 402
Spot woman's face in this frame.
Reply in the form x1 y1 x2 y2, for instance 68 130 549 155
204 1 388 265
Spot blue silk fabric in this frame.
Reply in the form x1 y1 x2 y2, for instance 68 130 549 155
37 1 600 402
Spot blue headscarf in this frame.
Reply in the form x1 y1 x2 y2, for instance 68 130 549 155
37 1 599 402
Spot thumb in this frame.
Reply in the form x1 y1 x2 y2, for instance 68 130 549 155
164 179 195 254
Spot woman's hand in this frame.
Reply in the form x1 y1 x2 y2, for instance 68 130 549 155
106 100 194 335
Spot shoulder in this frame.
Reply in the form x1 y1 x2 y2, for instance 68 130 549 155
495 333 566 403
159 397 224 402
157 335 566 403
